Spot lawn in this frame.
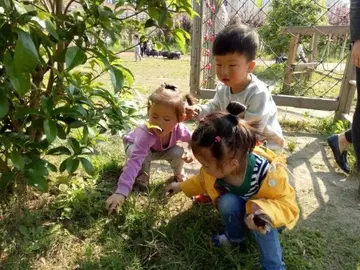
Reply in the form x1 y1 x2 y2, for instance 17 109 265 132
1 53 360 270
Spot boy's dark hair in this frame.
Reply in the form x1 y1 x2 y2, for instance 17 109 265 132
213 23 259 61
148 84 197 121
191 102 259 166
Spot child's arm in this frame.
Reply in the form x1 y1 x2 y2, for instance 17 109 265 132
244 91 270 133
245 167 300 230
105 129 156 214
165 171 206 198
193 87 224 120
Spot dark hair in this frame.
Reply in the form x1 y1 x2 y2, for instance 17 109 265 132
213 23 259 61
148 84 197 121
191 102 259 166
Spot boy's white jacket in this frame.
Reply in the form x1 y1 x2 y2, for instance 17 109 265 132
196 74 284 150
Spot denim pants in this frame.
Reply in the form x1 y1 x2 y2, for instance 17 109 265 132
217 193 285 270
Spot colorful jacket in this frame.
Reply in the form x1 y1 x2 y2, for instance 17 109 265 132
180 146 299 230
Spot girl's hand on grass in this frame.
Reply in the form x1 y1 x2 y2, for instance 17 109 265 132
105 193 125 214
353 40 360 68
165 182 181 198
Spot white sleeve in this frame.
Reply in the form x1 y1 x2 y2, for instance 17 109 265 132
244 91 270 133
196 86 225 120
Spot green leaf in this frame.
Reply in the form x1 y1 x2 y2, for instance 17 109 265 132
145 19 156 28
0 89 8 118
11 152 25 170
65 47 86 71
46 162 57 172
45 20 59 40
256 0 263 8
154 42 162 51
19 225 29 236
57 124 67 140
82 126 89 144
0 172 16 189
109 66 124 92
148 7 159 20
24 173 48 192
68 137 81 154
4 51 31 95
69 121 85 129
172 28 190 53
15 107 42 118
47 146 72 156
59 157 71 173
43 119 57 144
14 30 40 73
26 159 49 177
66 158 79 175
79 157 95 175
41 96 53 115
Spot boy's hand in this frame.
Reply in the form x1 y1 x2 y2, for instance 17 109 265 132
185 105 199 120
182 150 193 163
353 40 360 68
165 182 181 198
105 193 125 214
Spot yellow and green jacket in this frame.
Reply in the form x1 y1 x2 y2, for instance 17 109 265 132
180 146 299 230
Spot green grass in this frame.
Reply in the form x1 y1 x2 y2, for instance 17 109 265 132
2 55 360 269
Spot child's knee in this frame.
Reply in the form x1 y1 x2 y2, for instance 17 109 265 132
217 193 244 215
168 146 185 159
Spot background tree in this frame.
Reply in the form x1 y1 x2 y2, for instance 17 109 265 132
259 0 326 56
0 0 194 193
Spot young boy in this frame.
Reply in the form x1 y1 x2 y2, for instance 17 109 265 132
187 23 284 150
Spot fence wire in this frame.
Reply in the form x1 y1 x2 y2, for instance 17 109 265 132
198 0 352 99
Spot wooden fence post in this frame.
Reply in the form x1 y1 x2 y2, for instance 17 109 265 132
334 52 356 121
282 33 299 92
205 0 218 90
190 0 203 97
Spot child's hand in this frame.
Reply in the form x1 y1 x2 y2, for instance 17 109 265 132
245 204 272 235
185 105 199 120
165 182 181 198
105 193 126 214
353 40 360 67
182 151 193 163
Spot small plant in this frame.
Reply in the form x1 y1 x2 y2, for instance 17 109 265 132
287 140 297 153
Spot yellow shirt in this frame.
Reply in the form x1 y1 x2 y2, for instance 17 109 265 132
180 146 299 230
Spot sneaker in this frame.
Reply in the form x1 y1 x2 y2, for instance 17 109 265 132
194 194 212 205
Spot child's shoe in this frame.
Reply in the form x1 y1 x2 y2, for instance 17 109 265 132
194 193 212 205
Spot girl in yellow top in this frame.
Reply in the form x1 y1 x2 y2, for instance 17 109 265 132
166 102 299 270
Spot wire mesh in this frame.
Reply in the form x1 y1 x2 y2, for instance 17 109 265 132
198 0 351 99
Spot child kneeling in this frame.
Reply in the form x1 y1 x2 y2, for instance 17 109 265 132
106 84 194 213
166 102 299 270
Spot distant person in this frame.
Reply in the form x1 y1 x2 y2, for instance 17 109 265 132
133 34 142 61
297 40 306 63
141 40 147 57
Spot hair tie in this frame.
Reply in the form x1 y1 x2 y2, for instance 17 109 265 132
214 136 221 143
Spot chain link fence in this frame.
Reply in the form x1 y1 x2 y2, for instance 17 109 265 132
190 0 356 118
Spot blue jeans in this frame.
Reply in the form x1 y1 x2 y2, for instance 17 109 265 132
217 193 285 270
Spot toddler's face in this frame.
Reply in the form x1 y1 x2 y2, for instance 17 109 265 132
215 53 255 89
148 103 178 138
